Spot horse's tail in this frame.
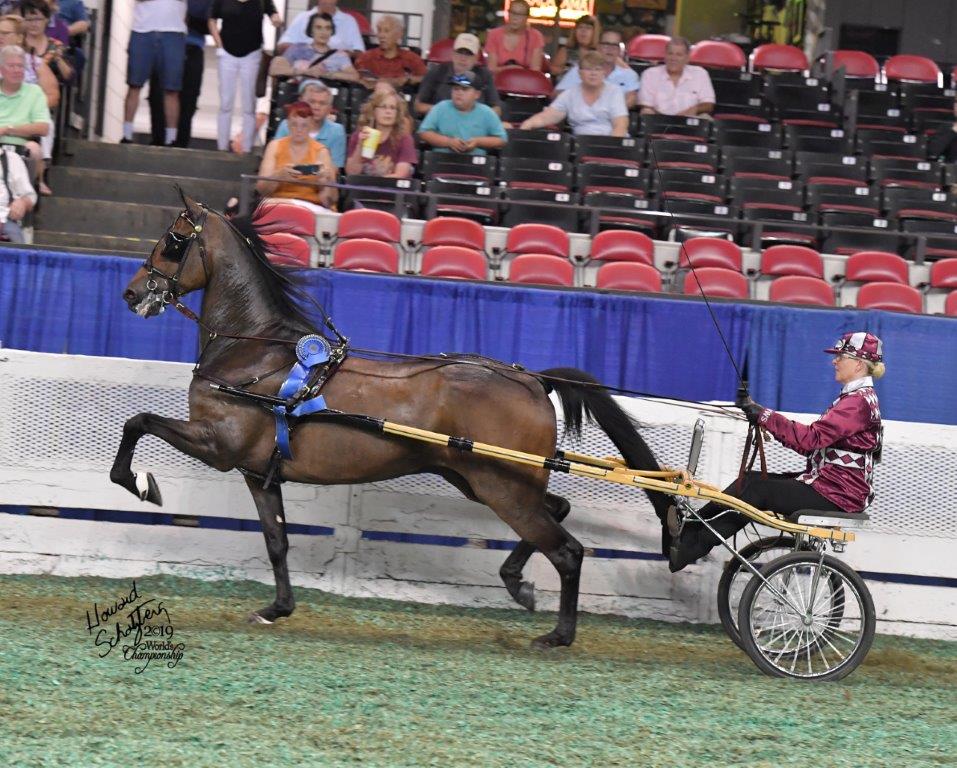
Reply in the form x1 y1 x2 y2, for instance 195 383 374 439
538 367 671 518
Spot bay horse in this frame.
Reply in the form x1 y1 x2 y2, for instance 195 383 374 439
111 196 671 648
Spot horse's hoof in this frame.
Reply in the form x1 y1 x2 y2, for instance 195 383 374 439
516 581 536 612
135 472 163 506
530 631 572 649
248 612 273 625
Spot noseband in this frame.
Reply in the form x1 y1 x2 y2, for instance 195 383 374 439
142 206 210 306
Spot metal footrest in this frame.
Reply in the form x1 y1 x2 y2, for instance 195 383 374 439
787 508 871 529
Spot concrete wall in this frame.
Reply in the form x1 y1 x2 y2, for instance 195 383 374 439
824 0 957 61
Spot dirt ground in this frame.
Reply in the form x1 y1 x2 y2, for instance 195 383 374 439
0 573 954 767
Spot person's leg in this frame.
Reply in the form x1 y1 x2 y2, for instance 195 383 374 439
238 49 262 153
176 43 204 148
123 31 153 141
159 32 185 144
671 473 842 570
148 71 165 145
216 51 240 151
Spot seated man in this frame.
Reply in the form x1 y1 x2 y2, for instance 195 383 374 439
414 33 501 116
355 15 425 91
639 36 715 117
929 97 957 162
0 44 50 189
0 146 37 243
417 71 507 156
555 28 639 109
520 51 628 136
271 80 346 169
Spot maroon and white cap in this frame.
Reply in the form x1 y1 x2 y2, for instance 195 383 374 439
824 331 883 363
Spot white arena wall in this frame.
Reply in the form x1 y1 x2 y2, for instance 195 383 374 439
1 349 954 640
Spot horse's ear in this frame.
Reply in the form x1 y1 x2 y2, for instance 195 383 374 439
178 190 205 220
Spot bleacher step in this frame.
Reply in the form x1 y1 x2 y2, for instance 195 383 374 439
48 167 233 209
35 198 182 240
30 230 153 256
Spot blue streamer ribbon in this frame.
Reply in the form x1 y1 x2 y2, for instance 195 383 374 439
274 335 331 459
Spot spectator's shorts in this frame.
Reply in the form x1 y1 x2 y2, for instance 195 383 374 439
127 31 186 90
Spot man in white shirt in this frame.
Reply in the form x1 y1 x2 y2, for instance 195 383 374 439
555 29 640 108
0 147 37 243
123 0 187 146
278 0 364 54
638 37 715 116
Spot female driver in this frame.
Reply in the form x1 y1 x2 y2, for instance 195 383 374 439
668 331 885 572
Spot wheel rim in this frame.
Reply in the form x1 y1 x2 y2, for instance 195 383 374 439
726 544 794 634
747 561 866 679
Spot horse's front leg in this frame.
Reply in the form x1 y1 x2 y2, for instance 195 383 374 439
110 412 228 505
243 475 295 624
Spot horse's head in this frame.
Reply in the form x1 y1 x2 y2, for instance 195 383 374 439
124 194 215 318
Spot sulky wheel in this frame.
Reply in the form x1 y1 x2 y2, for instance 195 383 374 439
717 536 800 650
737 551 875 681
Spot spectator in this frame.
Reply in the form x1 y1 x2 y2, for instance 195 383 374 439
272 79 346 169
556 28 639 108
929 98 957 163
520 50 627 136
417 71 507 156
208 0 281 154
269 12 358 83
42 0 69 44
355 14 425 91
20 0 72 83
256 101 336 213
484 0 544 74
278 0 364 56
0 14 58 111
0 146 36 243
122 0 186 146
0 44 50 195
55 0 87 38
345 87 415 179
173 0 210 148
414 33 500 116
550 14 600 76
638 36 714 117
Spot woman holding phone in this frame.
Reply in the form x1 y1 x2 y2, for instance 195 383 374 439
256 102 336 212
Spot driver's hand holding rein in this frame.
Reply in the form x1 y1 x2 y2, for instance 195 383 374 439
667 332 885 573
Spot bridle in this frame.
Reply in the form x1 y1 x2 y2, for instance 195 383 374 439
142 206 210 309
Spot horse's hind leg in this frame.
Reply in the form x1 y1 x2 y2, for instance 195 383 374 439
499 492 571 612
244 476 295 624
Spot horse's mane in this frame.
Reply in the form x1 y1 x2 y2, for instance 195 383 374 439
223 206 319 335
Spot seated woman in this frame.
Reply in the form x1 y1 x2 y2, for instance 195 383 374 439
519 50 628 137
483 0 544 73
268 12 358 83
21 0 73 83
344 87 415 179
667 332 885 572
550 15 600 76
256 101 337 214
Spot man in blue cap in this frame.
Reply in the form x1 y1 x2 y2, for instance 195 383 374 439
417 70 507 156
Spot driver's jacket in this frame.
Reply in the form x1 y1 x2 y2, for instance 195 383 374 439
756 377 882 513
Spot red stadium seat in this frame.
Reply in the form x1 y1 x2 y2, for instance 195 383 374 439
508 254 574 286
420 216 486 251
831 50 880 79
768 275 834 306
945 291 957 316
505 223 569 258
751 44 808 73
689 40 746 70
589 229 654 265
262 232 311 267
683 267 749 299
856 282 923 313
333 238 399 273
884 54 940 84
253 202 316 236
844 251 909 285
494 68 552 97
679 237 743 271
596 262 662 292
760 245 824 278
930 258 957 289
420 246 488 280
337 208 401 244
627 34 669 62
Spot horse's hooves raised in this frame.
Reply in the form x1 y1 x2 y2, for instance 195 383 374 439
248 612 274 625
516 581 536 612
530 631 573 650
135 472 163 506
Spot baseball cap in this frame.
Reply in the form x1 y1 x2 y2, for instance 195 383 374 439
453 33 480 55
824 331 884 363
449 71 478 88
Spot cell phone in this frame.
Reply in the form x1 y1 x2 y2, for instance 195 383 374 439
292 164 320 174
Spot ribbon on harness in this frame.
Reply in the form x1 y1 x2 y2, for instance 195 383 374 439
274 335 332 459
